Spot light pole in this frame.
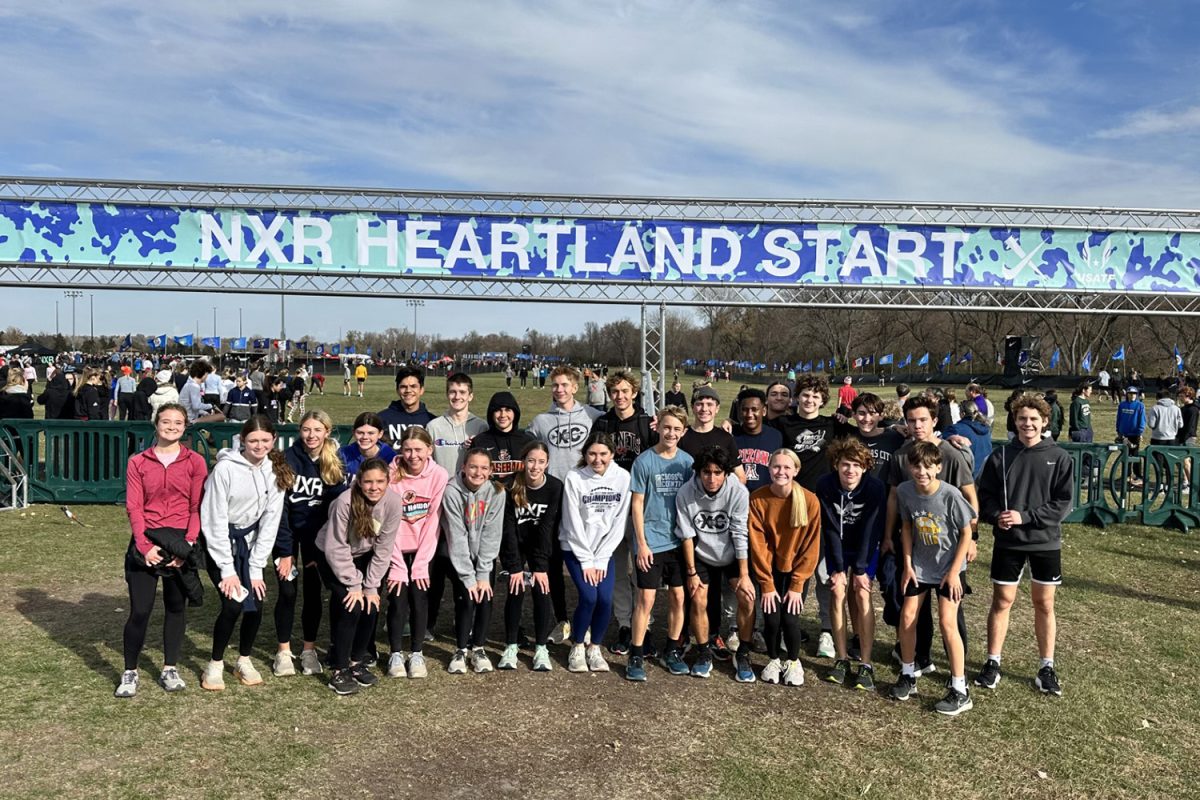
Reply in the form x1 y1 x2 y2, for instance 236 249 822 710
406 299 424 362
89 293 94 342
64 290 82 346
239 307 243 339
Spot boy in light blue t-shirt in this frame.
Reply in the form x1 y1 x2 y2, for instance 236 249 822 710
626 406 694 682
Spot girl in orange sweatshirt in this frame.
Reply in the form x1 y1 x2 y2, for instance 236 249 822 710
748 449 821 686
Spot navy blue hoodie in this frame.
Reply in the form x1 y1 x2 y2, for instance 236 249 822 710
275 439 348 559
378 400 436 443
815 472 886 575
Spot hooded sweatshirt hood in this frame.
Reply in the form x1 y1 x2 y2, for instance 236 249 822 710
474 391 536 484
200 447 286 580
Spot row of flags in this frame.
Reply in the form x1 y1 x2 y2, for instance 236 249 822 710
131 334 368 356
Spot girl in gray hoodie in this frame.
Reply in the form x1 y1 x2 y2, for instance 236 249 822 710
200 416 292 691
441 448 506 675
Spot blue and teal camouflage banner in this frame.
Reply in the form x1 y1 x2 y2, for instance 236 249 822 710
1 201 1197 292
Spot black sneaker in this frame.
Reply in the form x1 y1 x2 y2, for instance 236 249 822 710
853 663 876 691
643 641 659 660
974 658 1002 689
609 626 632 656
1036 665 1063 696
328 668 360 695
349 663 378 687
889 673 917 701
934 687 974 716
827 658 851 686
709 635 732 662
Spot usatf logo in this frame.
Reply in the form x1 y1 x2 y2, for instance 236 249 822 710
548 424 589 447
692 510 730 534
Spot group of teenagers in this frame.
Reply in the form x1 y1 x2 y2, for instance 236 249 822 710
117 365 1071 716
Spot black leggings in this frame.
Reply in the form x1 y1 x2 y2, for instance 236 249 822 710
548 546 568 622
425 554 452 633
503 576 554 646
123 560 187 670
319 553 378 670
274 556 324 645
386 551 429 653
449 570 493 650
763 570 804 660
208 564 262 661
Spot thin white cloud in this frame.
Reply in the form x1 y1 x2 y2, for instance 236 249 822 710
1095 106 1200 140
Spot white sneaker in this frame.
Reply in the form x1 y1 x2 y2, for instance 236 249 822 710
549 620 571 644
448 650 468 674
498 643 520 670
532 645 553 672
816 631 836 659
585 645 610 672
387 652 408 678
567 643 588 673
471 648 494 674
761 658 783 684
726 632 741 653
783 659 806 686
299 649 323 675
235 657 263 686
114 669 138 698
158 666 186 692
201 660 225 691
272 651 296 677
408 652 428 679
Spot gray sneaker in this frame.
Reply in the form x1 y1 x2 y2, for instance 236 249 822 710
567 643 588 673
387 652 407 678
471 648 494 674
585 645 609 672
448 650 468 674
114 669 138 698
272 651 296 677
299 649 323 676
407 652 428 679
158 667 186 692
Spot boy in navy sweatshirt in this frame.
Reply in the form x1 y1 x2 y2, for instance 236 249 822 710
378 366 436 443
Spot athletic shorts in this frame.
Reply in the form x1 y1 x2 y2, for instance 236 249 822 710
635 546 685 590
694 558 738 587
990 548 1062 586
903 574 972 599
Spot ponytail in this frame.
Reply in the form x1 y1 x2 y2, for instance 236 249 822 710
300 409 345 486
240 415 295 491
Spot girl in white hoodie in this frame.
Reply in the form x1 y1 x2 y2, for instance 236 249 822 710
560 432 631 673
200 415 291 690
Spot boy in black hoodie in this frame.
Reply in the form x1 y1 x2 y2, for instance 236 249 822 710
473 391 536 486
974 395 1073 697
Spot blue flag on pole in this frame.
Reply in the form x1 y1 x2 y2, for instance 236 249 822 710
1082 351 1093 372
151 334 167 350
295 341 308 353
173 334 194 347
942 352 952 366
200 336 220 349
879 354 893 365
1175 345 1184 372
1112 345 1125 361
1049 348 1060 369
958 351 973 364
231 337 247 350
120 333 132 350
331 345 341 356
899 353 912 368
252 338 269 350
316 344 324 356
346 346 356 354
918 352 929 366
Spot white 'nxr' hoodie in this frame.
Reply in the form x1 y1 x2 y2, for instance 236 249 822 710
559 463 631 570
201 447 286 580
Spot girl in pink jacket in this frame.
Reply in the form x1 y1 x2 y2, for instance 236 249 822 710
383 427 450 679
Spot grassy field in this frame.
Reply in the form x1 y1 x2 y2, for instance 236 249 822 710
5 371 1183 799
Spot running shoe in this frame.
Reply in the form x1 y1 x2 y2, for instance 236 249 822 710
448 650 468 674
974 659 1002 689
915 659 938 677
827 658 850 686
497 643 520 670
726 632 741 653
816 631 836 659
567 643 588 673
1036 665 1063 696
625 654 647 682
735 652 756 683
691 650 713 679
935 688 974 716
709 635 732 662
609 626 632 656
471 648 494 674
532 645 553 672
201 660 225 691
751 632 768 653
853 663 876 692
234 657 263 686
272 651 296 677
158 667 185 693
114 669 138 698
662 647 690 676
549 620 572 645
760 658 783 685
889 673 917 701
299 649 323 676
407 652 428 679
328 668 359 696
783 659 805 687
350 663 378 687
387 652 408 678
585 645 609 672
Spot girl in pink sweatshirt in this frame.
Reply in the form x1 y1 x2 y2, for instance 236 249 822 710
383 427 450 679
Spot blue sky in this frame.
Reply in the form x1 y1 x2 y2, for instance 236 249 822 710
2 0 1199 343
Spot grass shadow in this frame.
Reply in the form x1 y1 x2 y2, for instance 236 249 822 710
1069 576 1200 613
1096 545 1200 572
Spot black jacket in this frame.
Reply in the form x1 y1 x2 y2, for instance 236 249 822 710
75 384 109 420
500 475 564 573
590 408 657 472
37 374 75 420
275 439 347 558
129 378 157 421
0 388 34 419
978 438 1073 551
473 391 536 485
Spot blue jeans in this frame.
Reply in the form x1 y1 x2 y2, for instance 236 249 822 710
562 549 615 646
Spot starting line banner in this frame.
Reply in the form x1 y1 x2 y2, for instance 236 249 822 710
2 201 1198 292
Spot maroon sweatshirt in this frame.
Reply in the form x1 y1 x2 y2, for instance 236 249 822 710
125 445 208 556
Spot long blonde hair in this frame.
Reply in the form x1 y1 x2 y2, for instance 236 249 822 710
299 409 345 486
390 427 435 482
74 366 100 397
769 448 810 529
